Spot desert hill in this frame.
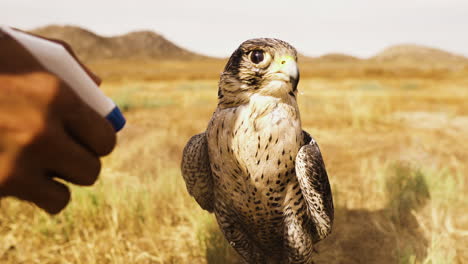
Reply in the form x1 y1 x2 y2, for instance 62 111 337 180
30 25 468 67
31 25 210 62
311 53 361 63
27 25 468 79
371 44 468 66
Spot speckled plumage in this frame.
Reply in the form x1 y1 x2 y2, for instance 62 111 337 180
181 38 333 264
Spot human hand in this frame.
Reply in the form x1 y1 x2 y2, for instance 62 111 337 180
0 29 116 214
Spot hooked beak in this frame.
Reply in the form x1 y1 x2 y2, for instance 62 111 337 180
273 55 299 92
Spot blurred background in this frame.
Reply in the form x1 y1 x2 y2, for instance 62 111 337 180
2 1 467 263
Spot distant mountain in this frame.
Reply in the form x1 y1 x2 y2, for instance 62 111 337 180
310 53 361 63
30 25 210 62
29 25 468 70
371 44 468 66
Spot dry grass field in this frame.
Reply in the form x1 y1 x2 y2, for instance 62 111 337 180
0 60 467 264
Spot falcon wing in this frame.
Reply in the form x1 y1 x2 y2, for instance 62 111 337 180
295 130 334 242
181 132 214 212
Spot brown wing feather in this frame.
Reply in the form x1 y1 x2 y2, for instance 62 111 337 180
295 130 334 242
181 132 214 212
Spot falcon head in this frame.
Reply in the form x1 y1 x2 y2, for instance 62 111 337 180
218 38 299 106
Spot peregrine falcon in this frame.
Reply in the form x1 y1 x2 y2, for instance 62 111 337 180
181 38 333 264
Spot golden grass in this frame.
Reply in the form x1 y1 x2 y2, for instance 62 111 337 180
1 71 467 263
87 59 468 82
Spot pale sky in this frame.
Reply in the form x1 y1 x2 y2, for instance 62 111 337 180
2 0 467 58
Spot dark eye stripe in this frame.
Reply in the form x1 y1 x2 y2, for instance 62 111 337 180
250 50 264 64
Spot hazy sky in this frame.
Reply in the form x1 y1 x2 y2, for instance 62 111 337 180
3 0 467 58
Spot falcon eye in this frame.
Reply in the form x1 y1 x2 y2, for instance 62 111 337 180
250 50 264 64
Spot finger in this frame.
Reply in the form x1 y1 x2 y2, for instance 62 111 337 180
53 81 116 156
9 173 71 215
32 176 71 215
32 121 102 186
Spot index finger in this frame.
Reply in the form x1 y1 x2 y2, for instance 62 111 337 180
52 79 117 156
